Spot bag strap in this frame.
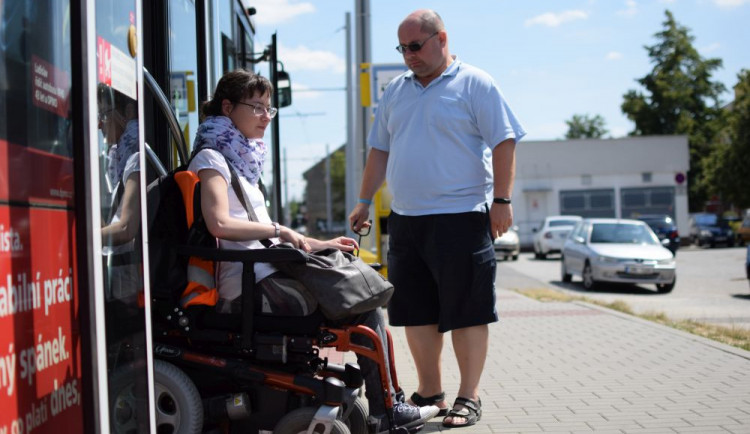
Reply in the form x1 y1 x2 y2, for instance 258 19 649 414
224 158 274 248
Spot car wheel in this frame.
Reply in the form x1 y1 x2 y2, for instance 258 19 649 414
512 254 519 261
656 277 675 294
561 257 572 283
582 262 597 290
538 252 547 260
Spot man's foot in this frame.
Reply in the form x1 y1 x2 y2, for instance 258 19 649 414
378 402 440 433
442 397 482 428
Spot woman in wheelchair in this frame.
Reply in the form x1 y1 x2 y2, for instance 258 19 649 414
189 69 439 432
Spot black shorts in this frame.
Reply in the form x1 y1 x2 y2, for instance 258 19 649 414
386 210 498 333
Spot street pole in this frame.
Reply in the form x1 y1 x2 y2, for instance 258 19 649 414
345 11 356 238
269 33 283 224
354 0 372 247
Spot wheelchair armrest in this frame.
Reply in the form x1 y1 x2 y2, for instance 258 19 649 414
176 244 307 264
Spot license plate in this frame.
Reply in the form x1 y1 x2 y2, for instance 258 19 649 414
625 265 653 275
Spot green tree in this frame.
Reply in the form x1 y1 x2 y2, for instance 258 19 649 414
621 10 726 210
564 114 609 139
700 70 750 209
329 147 347 221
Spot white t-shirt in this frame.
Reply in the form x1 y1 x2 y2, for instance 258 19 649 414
188 149 277 304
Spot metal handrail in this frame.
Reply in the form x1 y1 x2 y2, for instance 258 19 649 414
143 67 188 164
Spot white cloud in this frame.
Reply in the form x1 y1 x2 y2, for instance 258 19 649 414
278 43 346 74
711 0 750 7
701 42 721 53
617 0 638 16
249 0 315 25
524 10 589 27
606 51 624 60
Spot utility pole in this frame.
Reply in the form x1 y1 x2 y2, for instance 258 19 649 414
353 0 372 237
345 11 356 238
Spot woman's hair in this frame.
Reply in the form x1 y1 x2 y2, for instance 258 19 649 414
200 69 274 120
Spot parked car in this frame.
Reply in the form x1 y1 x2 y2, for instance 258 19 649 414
635 214 680 255
688 213 735 247
560 218 676 293
736 213 750 246
532 215 582 259
494 226 520 261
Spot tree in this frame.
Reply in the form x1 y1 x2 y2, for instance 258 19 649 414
700 70 750 209
564 114 608 139
621 10 726 210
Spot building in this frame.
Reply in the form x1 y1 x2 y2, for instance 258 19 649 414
513 135 690 247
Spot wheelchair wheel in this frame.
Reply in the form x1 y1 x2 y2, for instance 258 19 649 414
273 407 351 434
153 360 203 434
342 397 368 434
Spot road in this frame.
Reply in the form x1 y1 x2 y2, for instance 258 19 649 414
496 245 750 329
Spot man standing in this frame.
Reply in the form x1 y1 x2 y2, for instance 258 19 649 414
349 9 526 428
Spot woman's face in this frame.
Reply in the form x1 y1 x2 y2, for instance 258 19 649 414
223 91 272 139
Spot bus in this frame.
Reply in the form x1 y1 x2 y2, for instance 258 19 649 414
0 1 290 432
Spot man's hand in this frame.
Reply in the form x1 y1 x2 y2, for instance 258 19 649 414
489 203 513 239
349 203 372 233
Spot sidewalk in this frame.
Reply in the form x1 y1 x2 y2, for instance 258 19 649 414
344 267 750 433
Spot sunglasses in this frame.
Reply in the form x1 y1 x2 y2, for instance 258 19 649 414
395 32 438 54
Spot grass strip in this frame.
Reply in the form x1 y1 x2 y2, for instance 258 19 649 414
514 288 750 352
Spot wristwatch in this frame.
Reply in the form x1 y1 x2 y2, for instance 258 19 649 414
493 197 512 204
272 222 280 238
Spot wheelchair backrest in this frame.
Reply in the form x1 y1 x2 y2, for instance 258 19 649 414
146 166 208 303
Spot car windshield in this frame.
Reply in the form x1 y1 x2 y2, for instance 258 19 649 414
549 220 579 227
694 214 718 226
589 223 659 245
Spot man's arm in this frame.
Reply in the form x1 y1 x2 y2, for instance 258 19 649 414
348 148 389 232
490 138 516 239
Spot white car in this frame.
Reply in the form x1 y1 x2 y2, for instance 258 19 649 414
533 215 582 259
560 218 676 293
494 226 520 261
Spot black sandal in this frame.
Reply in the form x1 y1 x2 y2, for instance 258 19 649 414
409 391 448 417
442 397 481 428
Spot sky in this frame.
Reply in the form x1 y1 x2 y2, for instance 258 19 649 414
247 0 750 203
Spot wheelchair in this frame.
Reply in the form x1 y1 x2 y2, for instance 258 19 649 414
133 169 410 434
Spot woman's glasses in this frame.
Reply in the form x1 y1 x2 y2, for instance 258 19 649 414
235 101 278 118
395 32 438 54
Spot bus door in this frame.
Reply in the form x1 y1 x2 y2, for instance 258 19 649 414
91 0 154 432
1 0 154 432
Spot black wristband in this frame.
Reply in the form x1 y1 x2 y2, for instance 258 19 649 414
493 197 511 204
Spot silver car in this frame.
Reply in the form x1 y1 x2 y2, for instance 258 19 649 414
561 218 676 293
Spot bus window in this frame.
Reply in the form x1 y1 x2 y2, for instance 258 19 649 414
168 1 200 153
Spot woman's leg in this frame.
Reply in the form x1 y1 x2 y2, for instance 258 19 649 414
351 308 394 418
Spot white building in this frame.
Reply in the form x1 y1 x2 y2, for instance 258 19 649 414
513 135 690 247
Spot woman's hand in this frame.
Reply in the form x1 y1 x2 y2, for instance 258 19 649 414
278 226 312 252
307 236 359 252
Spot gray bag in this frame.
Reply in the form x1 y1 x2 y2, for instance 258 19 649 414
273 246 394 320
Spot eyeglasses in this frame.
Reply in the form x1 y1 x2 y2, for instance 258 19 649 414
235 101 278 118
395 32 439 54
